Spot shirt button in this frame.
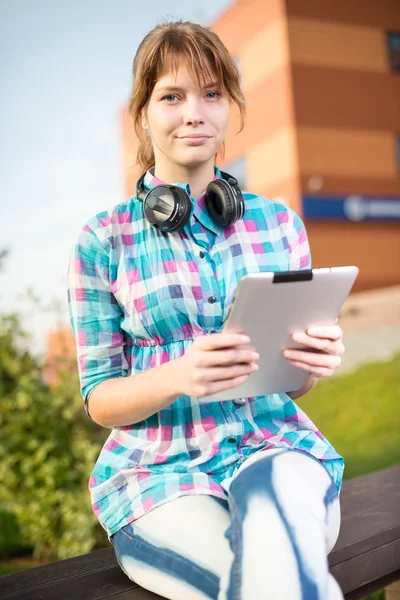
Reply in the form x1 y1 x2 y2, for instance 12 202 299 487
208 296 216 304
233 399 246 407
199 251 205 258
228 437 236 443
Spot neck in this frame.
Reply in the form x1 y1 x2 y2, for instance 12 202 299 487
153 160 215 199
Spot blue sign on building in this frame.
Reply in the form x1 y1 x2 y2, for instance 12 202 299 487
302 195 400 222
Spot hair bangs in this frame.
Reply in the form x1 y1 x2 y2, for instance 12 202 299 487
153 37 226 94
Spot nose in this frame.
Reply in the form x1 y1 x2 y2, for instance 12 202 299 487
182 97 205 126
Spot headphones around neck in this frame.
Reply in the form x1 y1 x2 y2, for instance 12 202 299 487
136 170 245 233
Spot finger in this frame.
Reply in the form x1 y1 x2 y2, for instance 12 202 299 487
306 325 343 341
199 362 259 383
291 333 345 356
200 333 250 351
200 373 251 398
285 358 335 378
200 348 259 368
283 349 342 370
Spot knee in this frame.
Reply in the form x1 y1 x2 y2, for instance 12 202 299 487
230 449 334 527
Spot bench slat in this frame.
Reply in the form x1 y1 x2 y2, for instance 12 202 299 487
343 570 400 600
1 465 399 599
332 539 400 599
329 465 400 566
0 550 120 598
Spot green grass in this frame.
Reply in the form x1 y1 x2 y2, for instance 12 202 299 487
300 353 400 480
366 592 385 600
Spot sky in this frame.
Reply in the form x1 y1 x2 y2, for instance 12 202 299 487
0 0 233 354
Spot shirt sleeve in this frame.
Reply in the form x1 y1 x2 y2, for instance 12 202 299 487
67 225 128 418
286 208 312 271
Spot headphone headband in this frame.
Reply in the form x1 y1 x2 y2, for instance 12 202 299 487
136 170 238 201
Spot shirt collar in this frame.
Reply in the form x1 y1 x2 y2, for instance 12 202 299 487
142 166 223 236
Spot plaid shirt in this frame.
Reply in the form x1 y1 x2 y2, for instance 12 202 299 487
67 166 344 541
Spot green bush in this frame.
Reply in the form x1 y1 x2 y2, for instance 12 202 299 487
0 313 108 562
0 507 32 558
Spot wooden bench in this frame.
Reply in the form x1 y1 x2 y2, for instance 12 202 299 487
1 465 399 600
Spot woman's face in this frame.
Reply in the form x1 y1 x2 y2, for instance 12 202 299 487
142 61 231 170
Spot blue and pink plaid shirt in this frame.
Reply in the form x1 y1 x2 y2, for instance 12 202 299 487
67 166 344 541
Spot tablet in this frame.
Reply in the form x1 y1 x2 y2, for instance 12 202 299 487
201 266 359 403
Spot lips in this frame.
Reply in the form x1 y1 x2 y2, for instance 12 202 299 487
178 135 211 146
179 135 211 139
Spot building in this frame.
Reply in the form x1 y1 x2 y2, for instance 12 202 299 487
120 0 400 292
43 326 77 387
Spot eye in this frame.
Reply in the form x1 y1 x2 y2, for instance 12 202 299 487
205 91 220 99
161 94 179 102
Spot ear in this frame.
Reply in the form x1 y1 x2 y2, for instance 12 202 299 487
140 110 148 130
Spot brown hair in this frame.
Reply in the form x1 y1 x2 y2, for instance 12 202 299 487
128 20 246 172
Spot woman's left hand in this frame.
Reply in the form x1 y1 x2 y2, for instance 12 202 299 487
283 325 345 379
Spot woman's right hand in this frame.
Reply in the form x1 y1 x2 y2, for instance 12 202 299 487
175 333 259 398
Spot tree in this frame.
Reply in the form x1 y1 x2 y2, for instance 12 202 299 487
0 253 108 561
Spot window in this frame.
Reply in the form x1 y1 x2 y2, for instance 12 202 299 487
222 156 247 191
387 32 400 71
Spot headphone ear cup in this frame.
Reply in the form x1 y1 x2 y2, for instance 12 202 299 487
143 185 191 232
205 180 244 228
165 186 192 232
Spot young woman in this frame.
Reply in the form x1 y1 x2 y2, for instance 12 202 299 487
68 20 345 600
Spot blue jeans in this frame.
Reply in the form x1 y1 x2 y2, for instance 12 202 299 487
110 447 343 600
